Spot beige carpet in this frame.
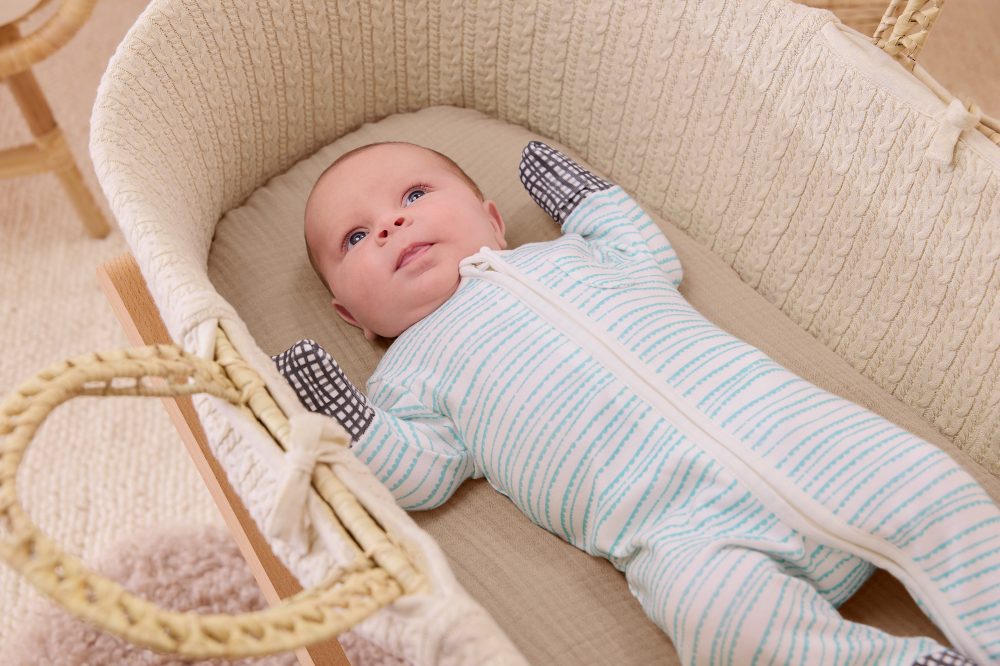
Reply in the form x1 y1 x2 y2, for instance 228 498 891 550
0 0 996 660
0 0 223 654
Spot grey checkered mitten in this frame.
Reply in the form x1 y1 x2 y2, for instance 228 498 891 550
519 141 613 225
272 339 374 442
912 649 979 666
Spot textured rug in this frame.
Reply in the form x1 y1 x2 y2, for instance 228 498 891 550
0 0 223 654
7 525 297 665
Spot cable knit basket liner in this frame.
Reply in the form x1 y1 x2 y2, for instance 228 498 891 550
74 0 1000 661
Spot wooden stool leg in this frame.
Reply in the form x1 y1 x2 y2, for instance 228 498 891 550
1 24 110 238
52 147 111 238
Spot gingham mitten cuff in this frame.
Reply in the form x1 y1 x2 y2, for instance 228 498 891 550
272 339 374 442
912 648 979 666
519 141 612 225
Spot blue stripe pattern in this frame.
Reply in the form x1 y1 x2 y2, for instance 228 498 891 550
354 187 1000 665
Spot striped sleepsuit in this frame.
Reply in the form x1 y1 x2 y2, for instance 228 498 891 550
280 144 1000 665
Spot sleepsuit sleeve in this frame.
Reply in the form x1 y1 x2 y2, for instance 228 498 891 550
273 339 474 511
519 141 684 288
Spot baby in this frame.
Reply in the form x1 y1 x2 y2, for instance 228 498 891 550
288 140 1000 666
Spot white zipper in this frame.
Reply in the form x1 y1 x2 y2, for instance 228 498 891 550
460 246 979 659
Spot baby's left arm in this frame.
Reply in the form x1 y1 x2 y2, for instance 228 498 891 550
519 142 683 288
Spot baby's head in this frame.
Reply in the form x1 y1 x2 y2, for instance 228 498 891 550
304 142 507 340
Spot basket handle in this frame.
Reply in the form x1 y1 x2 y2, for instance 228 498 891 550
0 344 401 658
872 0 943 70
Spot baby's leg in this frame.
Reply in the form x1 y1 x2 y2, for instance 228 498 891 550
624 531 971 666
708 365 1000 663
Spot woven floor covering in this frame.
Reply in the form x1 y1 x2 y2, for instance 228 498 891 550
0 0 997 659
0 0 222 653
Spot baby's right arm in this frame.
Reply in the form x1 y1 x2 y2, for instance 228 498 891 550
273 340 474 511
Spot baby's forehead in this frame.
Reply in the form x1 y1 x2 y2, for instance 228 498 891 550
328 143 448 180
308 141 477 217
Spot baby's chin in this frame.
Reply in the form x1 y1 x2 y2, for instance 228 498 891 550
368 283 461 339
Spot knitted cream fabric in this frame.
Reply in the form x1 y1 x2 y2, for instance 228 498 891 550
91 0 1000 476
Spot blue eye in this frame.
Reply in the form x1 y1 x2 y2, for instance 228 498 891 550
404 188 426 206
345 229 367 249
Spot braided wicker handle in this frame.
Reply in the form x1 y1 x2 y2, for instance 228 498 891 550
0 345 401 657
872 0 943 69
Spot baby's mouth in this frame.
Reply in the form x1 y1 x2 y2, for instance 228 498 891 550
396 243 433 270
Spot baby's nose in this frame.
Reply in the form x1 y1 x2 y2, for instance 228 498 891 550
378 216 407 239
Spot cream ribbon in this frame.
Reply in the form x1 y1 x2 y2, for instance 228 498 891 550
266 412 351 551
927 99 981 166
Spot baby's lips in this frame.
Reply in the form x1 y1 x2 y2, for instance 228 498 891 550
396 242 433 270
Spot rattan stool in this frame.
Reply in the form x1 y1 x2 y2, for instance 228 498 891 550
0 0 109 238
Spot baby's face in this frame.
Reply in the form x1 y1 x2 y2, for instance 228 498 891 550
305 143 507 339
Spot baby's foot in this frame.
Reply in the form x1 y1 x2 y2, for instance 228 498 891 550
519 141 612 225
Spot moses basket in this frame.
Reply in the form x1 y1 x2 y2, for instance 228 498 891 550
2 0 999 662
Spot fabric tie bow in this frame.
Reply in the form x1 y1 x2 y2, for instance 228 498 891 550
927 99 981 166
266 412 351 551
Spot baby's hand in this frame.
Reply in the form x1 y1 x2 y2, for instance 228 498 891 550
272 339 374 442
518 141 612 225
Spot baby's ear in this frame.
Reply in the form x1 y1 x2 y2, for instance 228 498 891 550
332 300 357 325
482 199 507 249
331 299 378 341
